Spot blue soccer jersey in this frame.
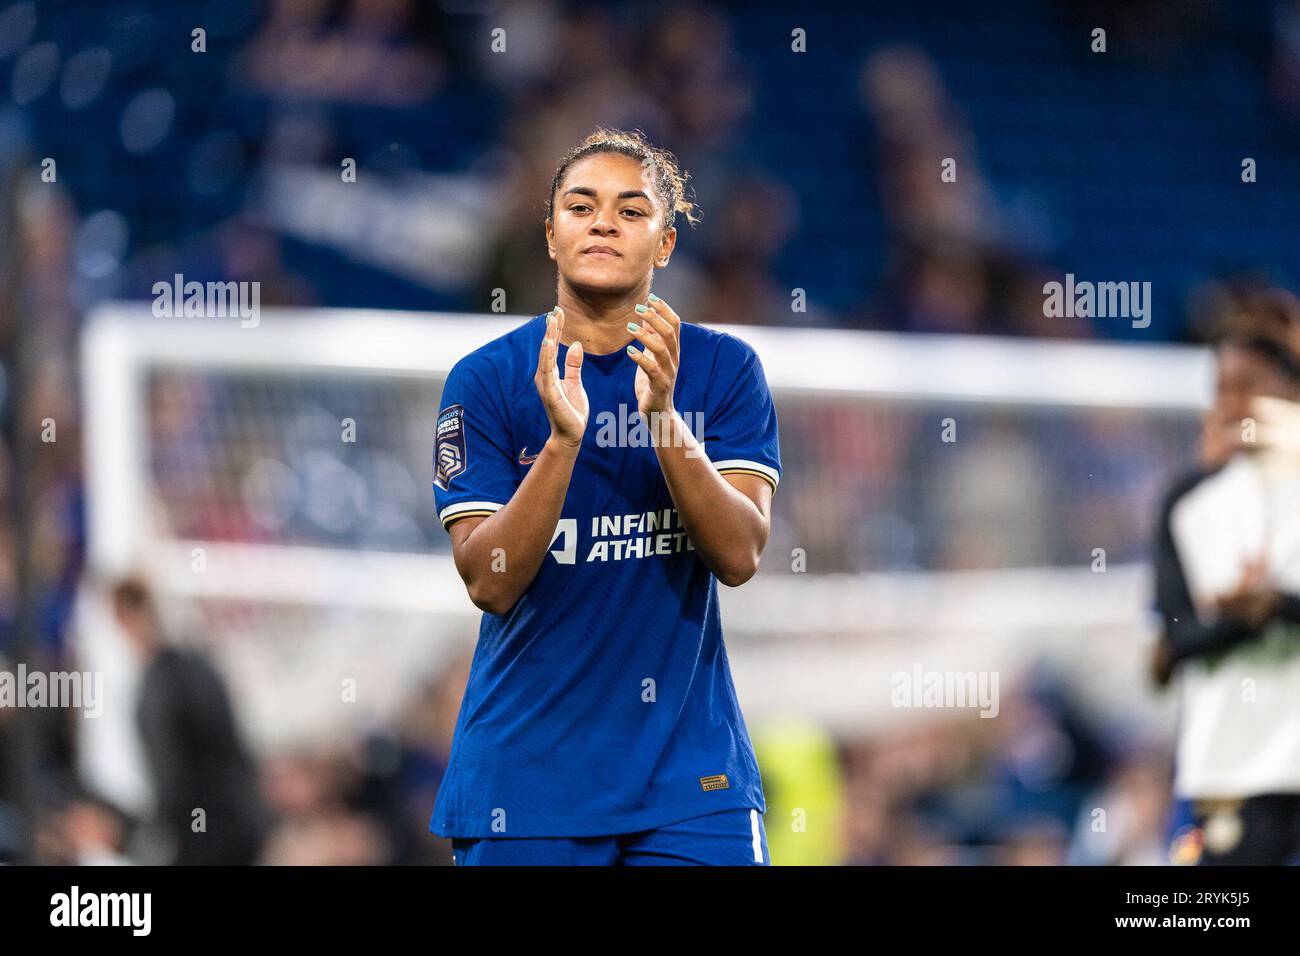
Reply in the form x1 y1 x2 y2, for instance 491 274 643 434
430 311 781 838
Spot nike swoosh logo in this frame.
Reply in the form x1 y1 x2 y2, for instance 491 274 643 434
518 446 540 465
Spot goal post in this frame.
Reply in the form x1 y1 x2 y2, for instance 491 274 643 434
77 302 1212 811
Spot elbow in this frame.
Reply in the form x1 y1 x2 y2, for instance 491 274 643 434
466 579 515 616
718 518 771 587
715 555 760 588
469 591 512 616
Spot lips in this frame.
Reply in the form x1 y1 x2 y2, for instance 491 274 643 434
582 246 620 256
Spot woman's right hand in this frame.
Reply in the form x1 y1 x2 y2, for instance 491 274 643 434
535 307 588 448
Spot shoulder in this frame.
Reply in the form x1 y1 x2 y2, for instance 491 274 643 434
681 323 764 386
446 314 547 399
1160 464 1220 513
144 646 214 691
682 322 756 359
1163 458 1247 532
168 646 220 678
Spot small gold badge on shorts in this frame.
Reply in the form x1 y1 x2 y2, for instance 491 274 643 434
700 774 730 792
1202 802 1244 855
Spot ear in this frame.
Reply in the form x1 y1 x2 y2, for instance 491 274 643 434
545 216 556 261
655 226 677 268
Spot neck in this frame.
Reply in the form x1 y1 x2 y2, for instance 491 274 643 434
555 280 649 355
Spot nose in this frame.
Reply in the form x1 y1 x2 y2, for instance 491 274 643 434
590 209 618 235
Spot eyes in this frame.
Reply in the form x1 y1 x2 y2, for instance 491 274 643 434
568 203 647 219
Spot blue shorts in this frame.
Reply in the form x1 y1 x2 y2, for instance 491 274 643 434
451 808 769 866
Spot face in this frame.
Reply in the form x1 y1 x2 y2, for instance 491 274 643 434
1203 344 1298 460
546 152 676 295
112 598 157 654
1215 345 1294 422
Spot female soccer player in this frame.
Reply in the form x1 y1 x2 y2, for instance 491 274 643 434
430 129 781 865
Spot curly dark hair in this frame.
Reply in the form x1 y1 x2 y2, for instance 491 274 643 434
546 127 699 232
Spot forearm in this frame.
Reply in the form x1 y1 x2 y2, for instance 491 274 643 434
1152 511 1261 668
453 436 579 613
651 411 768 586
1164 608 1259 665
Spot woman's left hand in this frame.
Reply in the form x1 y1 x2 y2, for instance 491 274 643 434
626 294 681 419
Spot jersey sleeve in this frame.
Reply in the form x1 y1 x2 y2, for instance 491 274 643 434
702 337 782 494
1154 483 1255 665
433 356 519 531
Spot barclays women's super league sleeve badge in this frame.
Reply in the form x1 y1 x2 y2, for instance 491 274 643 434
434 403 467 490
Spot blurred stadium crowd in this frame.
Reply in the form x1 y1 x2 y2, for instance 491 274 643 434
1 0 1300 864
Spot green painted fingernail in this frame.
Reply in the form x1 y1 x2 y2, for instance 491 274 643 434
627 322 639 332
634 303 648 314
648 293 660 302
626 345 637 354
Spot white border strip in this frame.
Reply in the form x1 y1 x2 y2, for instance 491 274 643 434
714 459 780 487
81 311 148 575
732 324 1214 409
84 302 1214 407
438 500 505 527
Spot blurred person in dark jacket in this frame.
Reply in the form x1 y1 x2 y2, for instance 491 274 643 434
112 578 269 865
